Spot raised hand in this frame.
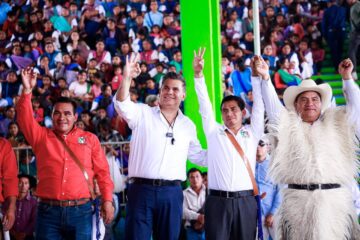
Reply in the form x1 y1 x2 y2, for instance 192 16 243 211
193 47 206 78
251 55 270 80
123 53 141 80
338 58 353 80
21 67 37 94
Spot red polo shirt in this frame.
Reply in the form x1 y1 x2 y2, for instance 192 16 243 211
0 138 18 203
16 93 113 201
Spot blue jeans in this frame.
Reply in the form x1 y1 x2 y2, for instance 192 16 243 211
125 184 183 240
35 202 92 240
186 227 205 240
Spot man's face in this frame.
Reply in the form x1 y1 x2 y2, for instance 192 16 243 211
19 177 30 193
63 55 71 65
189 171 203 190
159 79 185 109
97 109 107 119
221 100 244 130
256 143 268 162
6 107 16 119
294 91 322 124
52 103 78 135
150 1 158 11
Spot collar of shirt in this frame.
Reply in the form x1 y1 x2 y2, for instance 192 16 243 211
154 105 185 121
221 124 250 139
185 184 206 196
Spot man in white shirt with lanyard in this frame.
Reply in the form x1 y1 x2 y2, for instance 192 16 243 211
193 48 265 240
113 54 207 240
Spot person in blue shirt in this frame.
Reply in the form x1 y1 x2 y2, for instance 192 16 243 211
229 58 252 97
321 0 346 71
143 0 163 31
255 139 281 240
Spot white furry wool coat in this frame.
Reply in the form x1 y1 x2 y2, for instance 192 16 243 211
269 107 360 240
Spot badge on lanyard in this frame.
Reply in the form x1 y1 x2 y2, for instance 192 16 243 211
78 137 86 144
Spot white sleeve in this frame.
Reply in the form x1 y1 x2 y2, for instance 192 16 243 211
249 76 265 141
187 124 207 167
103 52 112 64
71 18 78 28
96 5 106 16
261 77 285 125
194 77 218 136
5 58 12 68
112 96 143 130
151 50 159 60
343 79 360 137
159 52 169 63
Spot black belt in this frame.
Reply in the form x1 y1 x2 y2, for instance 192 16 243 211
288 184 341 191
131 177 181 186
39 198 90 207
209 189 253 198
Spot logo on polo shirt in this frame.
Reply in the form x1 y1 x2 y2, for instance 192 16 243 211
78 137 86 144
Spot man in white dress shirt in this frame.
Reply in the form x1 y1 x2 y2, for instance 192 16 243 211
258 57 360 239
183 168 206 240
193 48 265 240
113 54 207 240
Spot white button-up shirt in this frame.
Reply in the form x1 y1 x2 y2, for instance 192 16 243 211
183 184 206 227
113 97 207 181
194 76 264 191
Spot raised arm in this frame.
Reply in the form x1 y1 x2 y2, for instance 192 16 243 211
116 53 141 102
248 56 265 141
16 68 45 146
256 57 284 125
193 47 218 135
338 59 360 135
113 53 143 129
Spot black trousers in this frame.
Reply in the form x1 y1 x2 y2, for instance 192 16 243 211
204 194 257 240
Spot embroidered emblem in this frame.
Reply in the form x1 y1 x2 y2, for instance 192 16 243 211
78 137 86 144
240 130 249 138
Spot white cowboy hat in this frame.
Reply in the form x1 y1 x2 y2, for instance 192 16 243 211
283 79 332 112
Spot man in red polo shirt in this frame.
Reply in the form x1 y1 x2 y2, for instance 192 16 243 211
16 68 114 239
0 138 18 235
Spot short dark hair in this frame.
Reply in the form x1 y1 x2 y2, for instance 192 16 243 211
162 72 186 89
187 168 202 178
220 95 245 110
53 97 77 114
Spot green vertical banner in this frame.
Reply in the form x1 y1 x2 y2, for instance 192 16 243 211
180 0 222 171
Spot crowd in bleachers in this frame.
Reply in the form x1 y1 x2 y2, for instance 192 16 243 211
0 0 357 144
0 0 359 239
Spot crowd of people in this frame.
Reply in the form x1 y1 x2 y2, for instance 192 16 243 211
0 0 359 239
